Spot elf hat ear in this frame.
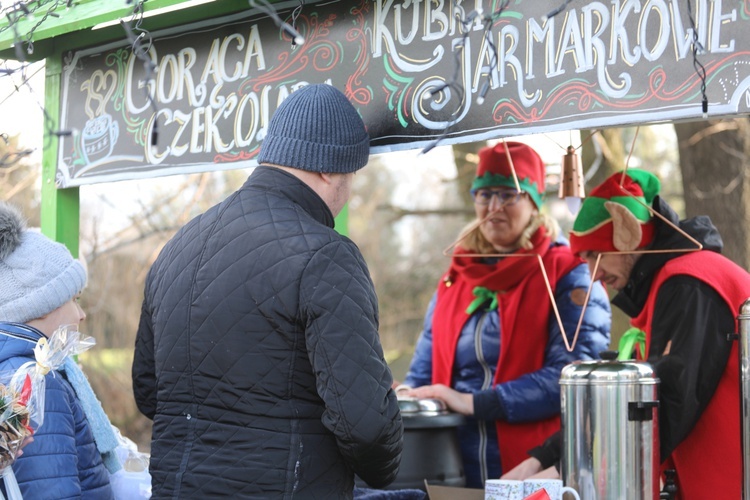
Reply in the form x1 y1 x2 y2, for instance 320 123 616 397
605 201 642 251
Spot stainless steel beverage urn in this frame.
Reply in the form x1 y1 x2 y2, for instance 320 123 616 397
739 298 750 500
560 351 660 500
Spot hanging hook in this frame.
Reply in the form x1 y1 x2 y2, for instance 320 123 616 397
290 0 305 49
686 0 708 118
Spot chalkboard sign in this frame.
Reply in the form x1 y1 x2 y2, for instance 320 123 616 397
57 0 750 186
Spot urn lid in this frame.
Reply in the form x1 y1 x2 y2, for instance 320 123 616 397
396 397 465 429
560 350 659 386
397 397 447 415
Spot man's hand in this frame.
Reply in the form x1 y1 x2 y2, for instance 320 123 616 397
405 384 474 415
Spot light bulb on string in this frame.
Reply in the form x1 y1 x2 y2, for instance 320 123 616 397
559 145 585 215
565 196 582 215
547 131 596 215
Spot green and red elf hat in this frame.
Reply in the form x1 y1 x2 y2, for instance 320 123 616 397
569 169 661 255
471 142 546 209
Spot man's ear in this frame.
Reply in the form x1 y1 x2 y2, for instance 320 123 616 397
318 172 334 185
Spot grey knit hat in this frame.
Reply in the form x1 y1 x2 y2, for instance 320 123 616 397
0 202 87 324
257 84 370 173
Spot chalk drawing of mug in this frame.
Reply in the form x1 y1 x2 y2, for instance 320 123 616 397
80 69 118 165
81 113 119 164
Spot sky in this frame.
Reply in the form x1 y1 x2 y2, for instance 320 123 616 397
1 60 45 152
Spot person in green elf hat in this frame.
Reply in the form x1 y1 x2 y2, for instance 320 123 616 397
505 168 748 500
397 141 611 487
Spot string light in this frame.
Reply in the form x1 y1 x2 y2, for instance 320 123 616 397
420 2 509 155
0 132 34 169
16 3 31 17
119 0 160 150
0 57 70 155
249 0 305 47
543 0 574 22
1 0 75 149
0 0 72 59
289 0 304 49
0 0 718 169
686 0 709 118
6 8 27 62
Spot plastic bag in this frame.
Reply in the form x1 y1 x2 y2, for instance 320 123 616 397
8 324 95 431
109 426 151 499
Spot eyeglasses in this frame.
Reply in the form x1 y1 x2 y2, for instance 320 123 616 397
473 189 524 206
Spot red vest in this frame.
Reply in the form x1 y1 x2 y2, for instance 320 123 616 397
431 245 580 472
631 251 748 500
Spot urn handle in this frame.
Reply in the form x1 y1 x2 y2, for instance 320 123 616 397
628 400 659 421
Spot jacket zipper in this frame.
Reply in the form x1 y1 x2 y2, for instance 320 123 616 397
474 312 494 485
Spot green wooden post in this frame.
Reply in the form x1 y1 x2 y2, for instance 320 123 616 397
334 204 349 236
41 53 80 257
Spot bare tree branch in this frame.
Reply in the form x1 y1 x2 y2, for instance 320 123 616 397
87 225 183 261
682 120 740 147
378 204 474 221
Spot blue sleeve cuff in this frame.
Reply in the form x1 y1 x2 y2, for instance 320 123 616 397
473 390 506 421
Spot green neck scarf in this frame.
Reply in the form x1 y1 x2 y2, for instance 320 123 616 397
617 327 646 360
465 286 499 315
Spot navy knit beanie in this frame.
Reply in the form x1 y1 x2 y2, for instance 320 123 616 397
257 84 370 173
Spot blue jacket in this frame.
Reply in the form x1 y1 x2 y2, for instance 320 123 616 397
0 322 113 500
404 247 611 487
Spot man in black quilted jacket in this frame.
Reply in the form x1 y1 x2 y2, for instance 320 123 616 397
132 84 403 499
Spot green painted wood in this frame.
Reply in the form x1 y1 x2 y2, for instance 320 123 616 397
334 204 349 237
40 52 80 256
0 0 256 59
8 0 286 254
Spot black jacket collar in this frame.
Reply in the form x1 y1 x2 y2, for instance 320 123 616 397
244 166 335 228
612 196 723 317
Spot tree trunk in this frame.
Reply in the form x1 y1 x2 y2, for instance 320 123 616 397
452 140 487 206
674 118 750 268
580 128 626 190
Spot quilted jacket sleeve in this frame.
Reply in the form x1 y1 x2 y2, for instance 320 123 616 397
133 274 157 420
477 263 612 422
300 239 403 488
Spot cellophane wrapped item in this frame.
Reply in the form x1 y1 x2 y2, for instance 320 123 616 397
0 370 34 499
9 324 95 433
0 380 32 470
0 325 96 499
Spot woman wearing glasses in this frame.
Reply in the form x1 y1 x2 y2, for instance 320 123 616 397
399 141 611 487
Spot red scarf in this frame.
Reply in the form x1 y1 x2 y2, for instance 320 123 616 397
431 228 581 472
631 251 748 500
